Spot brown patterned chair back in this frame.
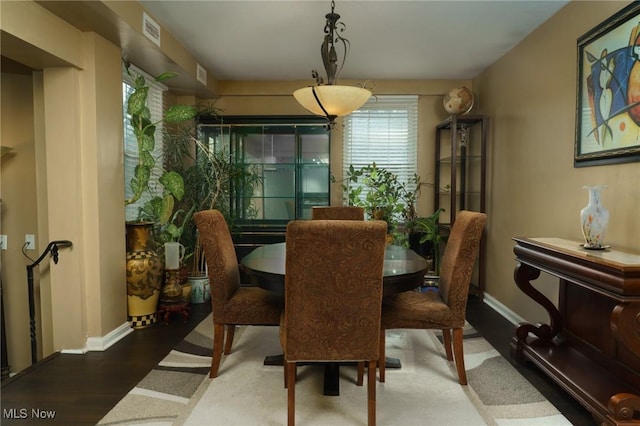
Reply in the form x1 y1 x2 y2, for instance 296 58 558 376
194 209 282 379
437 210 487 321
311 206 365 221
193 209 241 321
283 219 387 361
376 210 487 386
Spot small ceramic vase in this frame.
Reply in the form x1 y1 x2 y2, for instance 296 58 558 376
580 185 609 249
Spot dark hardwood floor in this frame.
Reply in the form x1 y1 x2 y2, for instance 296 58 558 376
1 298 595 425
466 295 596 425
1 304 211 425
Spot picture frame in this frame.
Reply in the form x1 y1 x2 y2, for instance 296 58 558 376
575 2 640 167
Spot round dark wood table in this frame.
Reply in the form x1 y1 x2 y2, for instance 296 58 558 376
241 242 429 296
240 242 429 396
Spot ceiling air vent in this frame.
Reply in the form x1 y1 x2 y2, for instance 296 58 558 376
142 12 161 47
197 63 207 86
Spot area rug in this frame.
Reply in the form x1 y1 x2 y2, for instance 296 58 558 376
98 314 571 425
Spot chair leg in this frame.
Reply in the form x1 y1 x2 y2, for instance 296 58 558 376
379 331 386 382
452 327 467 385
284 358 287 388
284 363 297 388
367 360 376 426
357 362 365 386
287 362 296 426
442 328 453 361
210 323 225 378
224 325 236 355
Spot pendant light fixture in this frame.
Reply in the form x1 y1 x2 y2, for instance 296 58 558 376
293 1 371 124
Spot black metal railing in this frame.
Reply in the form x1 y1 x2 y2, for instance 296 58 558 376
25 240 72 364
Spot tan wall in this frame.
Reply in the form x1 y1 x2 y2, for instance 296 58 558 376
0 73 39 372
474 0 640 323
1 1 126 372
79 32 127 341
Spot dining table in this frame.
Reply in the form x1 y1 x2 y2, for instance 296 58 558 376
240 241 429 396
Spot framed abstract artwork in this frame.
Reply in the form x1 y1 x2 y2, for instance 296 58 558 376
575 2 640 167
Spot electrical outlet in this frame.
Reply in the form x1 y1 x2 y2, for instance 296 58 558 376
25 234 35 250
0 235 6 250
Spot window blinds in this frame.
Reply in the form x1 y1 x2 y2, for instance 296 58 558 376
342 95 418 199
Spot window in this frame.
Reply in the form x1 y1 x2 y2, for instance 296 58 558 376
122 66 167 221
342 95 418 205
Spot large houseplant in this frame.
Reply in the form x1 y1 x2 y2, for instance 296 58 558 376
163 120 262 263
123 64 198 249
341 162 422 245
123 65 200 324
341 162 444 271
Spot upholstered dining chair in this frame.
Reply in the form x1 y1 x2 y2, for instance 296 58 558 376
281 219 387 426
193 209 282 378
311 206 365 220
375 210 487 385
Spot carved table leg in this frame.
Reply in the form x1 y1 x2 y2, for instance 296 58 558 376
608 392 640 423
511 262 563 360
611 302 640 357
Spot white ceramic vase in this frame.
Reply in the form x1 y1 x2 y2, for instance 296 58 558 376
580 185 609 248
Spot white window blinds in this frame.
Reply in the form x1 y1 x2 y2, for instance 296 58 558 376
123 67 167 221
342 95 418 199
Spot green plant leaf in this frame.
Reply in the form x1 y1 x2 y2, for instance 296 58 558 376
165 222 181 239
127 87 148 116
126 166 148 206
133 75 146 89
160 171 185 201
165 105 198 124
159 194 175 225
140 150 155 168
132 165 151 192
139 196 164 222
140 130 155 152
154 72 179 83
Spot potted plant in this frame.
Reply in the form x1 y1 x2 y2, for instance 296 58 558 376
406 208 444 274
123 64 198 213
123 63 200 249
123 64 198 324
341 162 422 245
161 115 261 265
161 120 261 304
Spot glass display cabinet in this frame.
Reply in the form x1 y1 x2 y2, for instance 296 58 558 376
199 116 331 258
434 114 487 296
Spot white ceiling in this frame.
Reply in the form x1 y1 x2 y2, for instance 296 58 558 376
140 0 569 82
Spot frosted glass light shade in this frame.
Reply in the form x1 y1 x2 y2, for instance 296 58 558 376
293 85 371 118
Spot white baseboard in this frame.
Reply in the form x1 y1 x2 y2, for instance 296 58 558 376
61 322 133 354
482 292 526 326
86 322 134 351
60 348 87 354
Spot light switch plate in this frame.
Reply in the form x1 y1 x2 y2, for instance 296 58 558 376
0 235 7 250
25 234 35 250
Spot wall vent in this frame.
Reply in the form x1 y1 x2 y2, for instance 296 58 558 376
196 63 207 86
142 12 161 47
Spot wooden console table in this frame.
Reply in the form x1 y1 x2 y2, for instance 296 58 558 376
511 237 640 425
